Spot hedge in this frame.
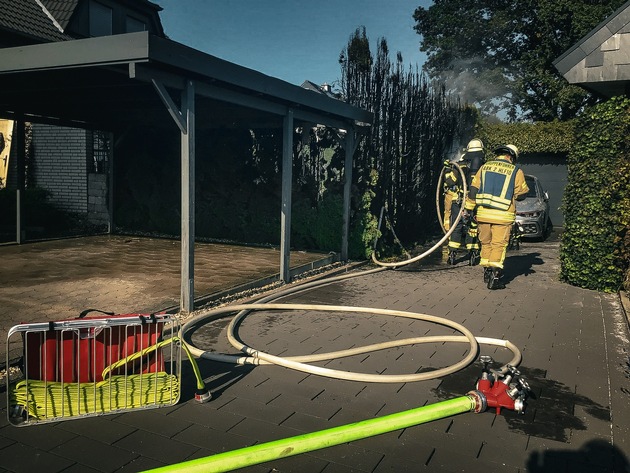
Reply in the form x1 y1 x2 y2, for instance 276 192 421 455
560 97 630 292
476 120 575 155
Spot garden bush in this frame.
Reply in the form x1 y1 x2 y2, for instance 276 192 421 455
560 97 630 292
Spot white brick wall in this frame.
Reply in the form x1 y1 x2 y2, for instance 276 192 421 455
31 124 87 213
87 173 109 224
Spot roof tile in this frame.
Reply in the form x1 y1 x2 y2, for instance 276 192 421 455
41 0 80 31
0 0 72 42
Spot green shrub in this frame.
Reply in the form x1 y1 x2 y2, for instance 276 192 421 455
477 120 575 155
560 97 630 292
292 194 343 251
349 169 380 259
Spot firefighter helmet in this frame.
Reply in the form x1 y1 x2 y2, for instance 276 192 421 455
466 139 484 153
494 144 519 160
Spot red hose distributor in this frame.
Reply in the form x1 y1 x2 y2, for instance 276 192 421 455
468 356 530 415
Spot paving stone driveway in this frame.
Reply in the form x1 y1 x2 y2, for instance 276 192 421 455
1 233 629 472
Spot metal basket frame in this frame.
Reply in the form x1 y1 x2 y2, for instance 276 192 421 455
6 313 182 426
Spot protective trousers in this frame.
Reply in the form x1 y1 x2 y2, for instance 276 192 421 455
443 192 455 231
478 221 511 268
465 219 480 251
447 201 465 250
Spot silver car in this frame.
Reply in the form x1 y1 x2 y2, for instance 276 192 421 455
515 174 552 239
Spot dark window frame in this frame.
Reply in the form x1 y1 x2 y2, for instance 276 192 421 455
89 0 113 37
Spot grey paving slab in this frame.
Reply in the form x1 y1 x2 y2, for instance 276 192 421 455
280 411 332 433
112 409 193 438
0 422 77 451
54 416 138 445
0 442 75 473
166 401 245 431
308 442 384 471
259 453 332 473
372 455 431 472
49 436 140 472
112 429 199 464
171 423 253 453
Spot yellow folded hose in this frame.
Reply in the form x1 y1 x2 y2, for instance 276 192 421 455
11 373 180 420
9 336 206 422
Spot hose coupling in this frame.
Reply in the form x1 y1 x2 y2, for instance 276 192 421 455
195 389 213 403
9 405 25 424
467 390 487 414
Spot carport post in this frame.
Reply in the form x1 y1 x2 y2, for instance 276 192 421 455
16 119 25 244
280 109 294 283
181 80 196 314
107 131 115 233
341 130 356 262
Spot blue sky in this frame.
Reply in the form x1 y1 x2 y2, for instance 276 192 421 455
153 0 432 88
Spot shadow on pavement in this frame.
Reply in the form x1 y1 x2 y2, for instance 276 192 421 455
179 358 254 403
431 362 611 444
503 251 545 284
526 438 629 472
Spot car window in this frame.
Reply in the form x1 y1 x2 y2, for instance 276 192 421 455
525 177 538 198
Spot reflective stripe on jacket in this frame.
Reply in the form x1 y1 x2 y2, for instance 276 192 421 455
465 157 528 224
476 160 518 211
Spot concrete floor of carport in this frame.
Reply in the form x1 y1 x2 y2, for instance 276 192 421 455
0 234 332 362
1 232 629 473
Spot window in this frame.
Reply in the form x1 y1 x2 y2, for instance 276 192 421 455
88 130 110 174
89 0 113 37
126 16 146 33
524 176 538 198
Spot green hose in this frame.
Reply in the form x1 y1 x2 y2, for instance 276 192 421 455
144 395 479 473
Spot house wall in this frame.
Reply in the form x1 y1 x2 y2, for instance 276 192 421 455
31 124 87 213
87 172 109 225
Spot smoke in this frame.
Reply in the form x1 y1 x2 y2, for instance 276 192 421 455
435 56 512 115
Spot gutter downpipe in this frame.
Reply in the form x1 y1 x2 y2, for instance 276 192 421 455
144 395 480 473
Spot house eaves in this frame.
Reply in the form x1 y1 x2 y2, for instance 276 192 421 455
553 0 630 97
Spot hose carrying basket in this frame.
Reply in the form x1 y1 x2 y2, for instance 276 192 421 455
6 311 182 426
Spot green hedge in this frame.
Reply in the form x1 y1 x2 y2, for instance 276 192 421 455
560 97 630 292
477 120 575 155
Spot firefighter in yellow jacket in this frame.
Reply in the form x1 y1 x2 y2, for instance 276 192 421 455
464 144 528 289
443 156 468 264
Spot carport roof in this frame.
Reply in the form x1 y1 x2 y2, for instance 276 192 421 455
0 31 373 132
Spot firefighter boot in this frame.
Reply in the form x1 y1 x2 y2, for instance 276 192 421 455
483 267 492 284
447 250 457 265
468 250 480 266
487 268 506 290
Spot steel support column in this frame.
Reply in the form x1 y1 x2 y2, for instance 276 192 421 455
16 119 25 244
341 129 357 262
107 131 114 233
280 109 294 283
180 80 195 314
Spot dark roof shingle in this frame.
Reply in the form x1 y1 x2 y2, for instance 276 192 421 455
41 0 80 31
0 0 72 43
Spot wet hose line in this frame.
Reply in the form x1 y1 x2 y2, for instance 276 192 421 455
371 161 467 268
180 163 520 383
158 160 523 473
